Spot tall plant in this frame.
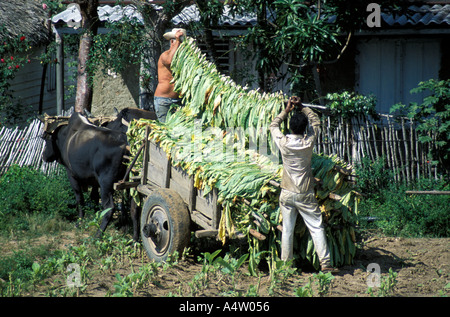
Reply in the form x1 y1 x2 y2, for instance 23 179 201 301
229 0 339 94
391 79 450 176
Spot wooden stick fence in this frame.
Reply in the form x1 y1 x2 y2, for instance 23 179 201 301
1 108 74 176
314 113 441 183
0 109 443 183
0 119 62 176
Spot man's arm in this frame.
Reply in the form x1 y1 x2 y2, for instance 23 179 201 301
269 109 288 132
269 110 287 151
160 32 183 68
160 43 180 68
270 97 296 146
301 107 320 139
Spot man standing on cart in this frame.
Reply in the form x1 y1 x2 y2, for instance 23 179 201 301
154 28 186 122
270 96 339 273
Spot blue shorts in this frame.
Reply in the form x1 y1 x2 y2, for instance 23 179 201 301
154 97 183 123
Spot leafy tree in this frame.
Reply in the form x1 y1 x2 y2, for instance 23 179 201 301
43 0 188 112
227 0 410 100
42 0 411 112
191 0 225 64
132 0 188 110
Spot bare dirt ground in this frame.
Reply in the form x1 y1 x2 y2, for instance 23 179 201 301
4 227 447 298
70 234 449 297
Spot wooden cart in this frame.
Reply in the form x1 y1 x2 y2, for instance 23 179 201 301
119 127 223 262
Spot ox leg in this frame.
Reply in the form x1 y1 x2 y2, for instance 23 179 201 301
97 186 115 237
66 173 85 220
90 185 100 206
130 199 140 242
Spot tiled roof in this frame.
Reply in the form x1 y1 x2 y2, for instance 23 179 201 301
52 4 450 28
52 4 256 27
174 4 450 27
382 4 450 26
51 4 143 27
172 5 256 26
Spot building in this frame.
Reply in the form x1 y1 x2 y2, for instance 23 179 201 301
51 2 143 116
0 0 76 119
324 2 450 114
4 1 449 118
157 2 450 114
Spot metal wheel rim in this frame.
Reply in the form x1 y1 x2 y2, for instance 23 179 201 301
145 205 171 256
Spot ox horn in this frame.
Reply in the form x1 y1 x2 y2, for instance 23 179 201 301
121 118 130 127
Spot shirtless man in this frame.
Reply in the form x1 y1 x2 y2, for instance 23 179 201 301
154 28 186 122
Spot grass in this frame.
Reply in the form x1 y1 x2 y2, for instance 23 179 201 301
357 179 450 238
355 158 450 238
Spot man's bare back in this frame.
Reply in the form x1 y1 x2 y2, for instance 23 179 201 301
154 30 184 99
154 51 179 99
153 28 185 122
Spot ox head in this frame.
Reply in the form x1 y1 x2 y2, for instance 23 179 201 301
42 131 59 163
40 115 69 163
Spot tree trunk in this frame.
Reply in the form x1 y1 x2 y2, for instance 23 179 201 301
74 0 99 113
195 1 221 66
139 6 166 111
313 63 324 105
203 29 218 65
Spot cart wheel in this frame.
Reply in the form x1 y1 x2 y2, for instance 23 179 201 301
140 189 190 262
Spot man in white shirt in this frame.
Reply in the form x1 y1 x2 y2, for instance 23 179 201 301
269 96 338 273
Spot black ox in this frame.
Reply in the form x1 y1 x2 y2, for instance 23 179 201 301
42 111 131 237
42 108 157 240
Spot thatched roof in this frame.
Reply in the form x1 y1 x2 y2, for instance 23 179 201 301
0 0 51 47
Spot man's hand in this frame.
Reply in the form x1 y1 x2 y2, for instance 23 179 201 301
175 30 184 42
285 96 302 113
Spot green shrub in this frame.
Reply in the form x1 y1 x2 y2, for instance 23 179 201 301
326 91 379 119
0 26 34 126
0 165 76 232
0 250 34 282
354 156 393 198
359 178 450 238
391 79 450 175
